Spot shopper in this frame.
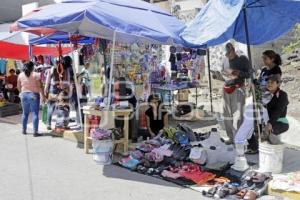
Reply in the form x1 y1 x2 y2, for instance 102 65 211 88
65 56 84 127
145 94 168 138
222 42 251 144
17 61 46 136
235 74 289 145
45 58 71 130
81 62 92 100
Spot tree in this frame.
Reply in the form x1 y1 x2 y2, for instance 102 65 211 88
283 24 300 54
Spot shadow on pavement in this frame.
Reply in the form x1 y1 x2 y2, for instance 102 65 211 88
102 164 180 188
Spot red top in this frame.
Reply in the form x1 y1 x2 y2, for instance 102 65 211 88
6 75 18 89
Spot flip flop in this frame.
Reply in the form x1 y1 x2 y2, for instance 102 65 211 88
243 190 257 200
235 189 248 199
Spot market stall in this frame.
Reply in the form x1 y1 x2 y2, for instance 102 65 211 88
11 0 200 152
10 0 300 199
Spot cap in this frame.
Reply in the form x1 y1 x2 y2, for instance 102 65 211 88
225 42 235 55
267 74 281 83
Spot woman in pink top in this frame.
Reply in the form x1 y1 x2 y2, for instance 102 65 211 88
17 61 46 136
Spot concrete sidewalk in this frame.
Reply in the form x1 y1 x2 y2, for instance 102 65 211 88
0 119 206 200
1 114 299 200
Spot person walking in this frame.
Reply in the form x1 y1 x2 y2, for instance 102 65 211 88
222 43 251 143
17 61 46 136
81 62 92 100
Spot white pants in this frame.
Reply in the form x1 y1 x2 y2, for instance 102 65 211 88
234 97 269 144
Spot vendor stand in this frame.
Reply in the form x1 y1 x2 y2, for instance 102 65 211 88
83 106 132 154
151 82 200 106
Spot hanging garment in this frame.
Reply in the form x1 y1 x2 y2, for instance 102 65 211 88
0 59 7 75
6 59 16 76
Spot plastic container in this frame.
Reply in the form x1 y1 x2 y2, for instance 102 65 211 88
92 139 114 165
259 142 284 174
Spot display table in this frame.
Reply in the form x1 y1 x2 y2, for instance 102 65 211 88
151 82 200 105
83 107 132 155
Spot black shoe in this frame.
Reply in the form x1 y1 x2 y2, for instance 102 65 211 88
33 133 43 137
22 130 27 135
47 126 52 131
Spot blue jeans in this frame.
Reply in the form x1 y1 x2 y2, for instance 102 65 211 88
20 92 40 133
47 101 56 126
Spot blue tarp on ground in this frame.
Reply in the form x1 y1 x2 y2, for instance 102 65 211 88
14 0 190 46
181 0 300 46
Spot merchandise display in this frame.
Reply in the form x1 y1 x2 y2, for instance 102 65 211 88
117 126 237 186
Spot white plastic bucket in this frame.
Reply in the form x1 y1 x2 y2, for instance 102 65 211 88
92 139 114 165
259 142 284 174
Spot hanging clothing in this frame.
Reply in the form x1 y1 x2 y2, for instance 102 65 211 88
0 59 7 75
169 53 177 71
6 59 16 76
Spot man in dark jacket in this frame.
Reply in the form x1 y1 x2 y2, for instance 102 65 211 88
222 43 251 143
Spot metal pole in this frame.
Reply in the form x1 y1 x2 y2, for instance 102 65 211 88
243 8 253 68
107 31 116 108
243 7 262 141
69 38 83 129
207 48 213 113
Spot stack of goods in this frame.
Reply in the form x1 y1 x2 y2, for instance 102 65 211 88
91 128 113 165
203 171 272 199
268 172 300 199
91 128 112 140
118 125 236 186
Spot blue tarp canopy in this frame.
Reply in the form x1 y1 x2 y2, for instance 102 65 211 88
181 0 300 47
14 0 190 46
29 32 94 45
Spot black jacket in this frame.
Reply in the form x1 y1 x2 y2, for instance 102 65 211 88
267 89 289 125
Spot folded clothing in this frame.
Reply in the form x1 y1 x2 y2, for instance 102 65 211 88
130 150 144 160
145 151 164 163
137 143 155 153
91 128 112 140
152 144 173 157
178 163 216 185
119 156 140 170
161 170 182 179
270 172 300 193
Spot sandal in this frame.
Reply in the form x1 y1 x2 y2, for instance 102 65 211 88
252 172 269 183
236 189 248 199
243 190 257 200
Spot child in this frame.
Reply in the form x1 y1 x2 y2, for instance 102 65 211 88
55 91 70 132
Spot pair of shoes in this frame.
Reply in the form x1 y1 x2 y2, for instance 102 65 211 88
33 133 43 137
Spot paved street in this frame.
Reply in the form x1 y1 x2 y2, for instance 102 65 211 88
1 113 300 200
0 116 208 200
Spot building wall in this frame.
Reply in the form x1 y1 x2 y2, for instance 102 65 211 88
0 0 55 23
